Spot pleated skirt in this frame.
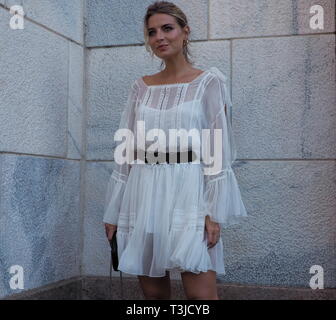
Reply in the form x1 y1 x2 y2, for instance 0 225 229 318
116 161 226 277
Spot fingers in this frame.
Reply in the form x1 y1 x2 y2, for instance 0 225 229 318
204 221 221 249
207 240 219 249
204 219 221 249
206 230 220 249
108 228 117 241
104 224 117 241
108 230 114 241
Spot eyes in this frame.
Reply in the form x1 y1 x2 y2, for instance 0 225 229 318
148 26 173 37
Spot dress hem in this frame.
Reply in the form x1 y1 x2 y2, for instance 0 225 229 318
115 267 226 278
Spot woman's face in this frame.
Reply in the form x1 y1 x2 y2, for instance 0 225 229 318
146 13 189 59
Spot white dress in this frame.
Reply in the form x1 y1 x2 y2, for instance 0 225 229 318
103 67 248 277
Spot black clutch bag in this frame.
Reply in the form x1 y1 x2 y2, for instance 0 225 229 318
109 230 119 271
108 230 124 299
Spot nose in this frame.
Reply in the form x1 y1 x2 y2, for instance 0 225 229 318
154 29 165 43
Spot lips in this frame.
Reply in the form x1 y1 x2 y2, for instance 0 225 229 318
157 44 168 49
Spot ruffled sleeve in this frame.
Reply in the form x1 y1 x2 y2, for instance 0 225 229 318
103 80 138 225
202 67 248 227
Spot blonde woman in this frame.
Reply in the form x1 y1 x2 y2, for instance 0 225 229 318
104 1 248 300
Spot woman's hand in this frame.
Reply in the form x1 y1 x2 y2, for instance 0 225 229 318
205 215 221 249
104 223 117 241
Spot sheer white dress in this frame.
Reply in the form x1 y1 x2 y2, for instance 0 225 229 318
103 67 248 277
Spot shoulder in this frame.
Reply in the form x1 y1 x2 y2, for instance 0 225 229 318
202 67 230 100
140 72 163 86
208 67 228 81
141 74 154 85
202 67 228 96
202 68 231 116
205 67 229 86
133 73 160 88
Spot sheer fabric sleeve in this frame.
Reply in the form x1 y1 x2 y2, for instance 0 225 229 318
202 68 248 228
103 81 138 225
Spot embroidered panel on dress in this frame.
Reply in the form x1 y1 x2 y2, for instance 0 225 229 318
158 86 170 131
136 75 215 154
187 74 211 130
176 85 189 130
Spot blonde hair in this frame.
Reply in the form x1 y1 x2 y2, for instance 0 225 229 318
143 1 194 68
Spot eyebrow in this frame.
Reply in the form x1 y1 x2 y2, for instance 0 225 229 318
147 24 173 31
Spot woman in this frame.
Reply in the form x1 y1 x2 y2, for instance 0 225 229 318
103 1 248 300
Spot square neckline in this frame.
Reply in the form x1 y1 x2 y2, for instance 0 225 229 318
140 69 209 88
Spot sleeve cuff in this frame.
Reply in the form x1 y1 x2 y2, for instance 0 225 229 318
102 171 127 225
204 166 248 227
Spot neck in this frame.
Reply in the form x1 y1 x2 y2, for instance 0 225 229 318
161 53 192 78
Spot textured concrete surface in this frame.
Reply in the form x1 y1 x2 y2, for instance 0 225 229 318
221 161 336 288
210 0 335 38
83 161 115 276
0 6 84 159
85 0 208 47
0 0 84 43
0 6 69 156
3 276 336 300
68 41 84 159
233 34 336 159
0 154 81 299
3 277 82 300
0 1 84 298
